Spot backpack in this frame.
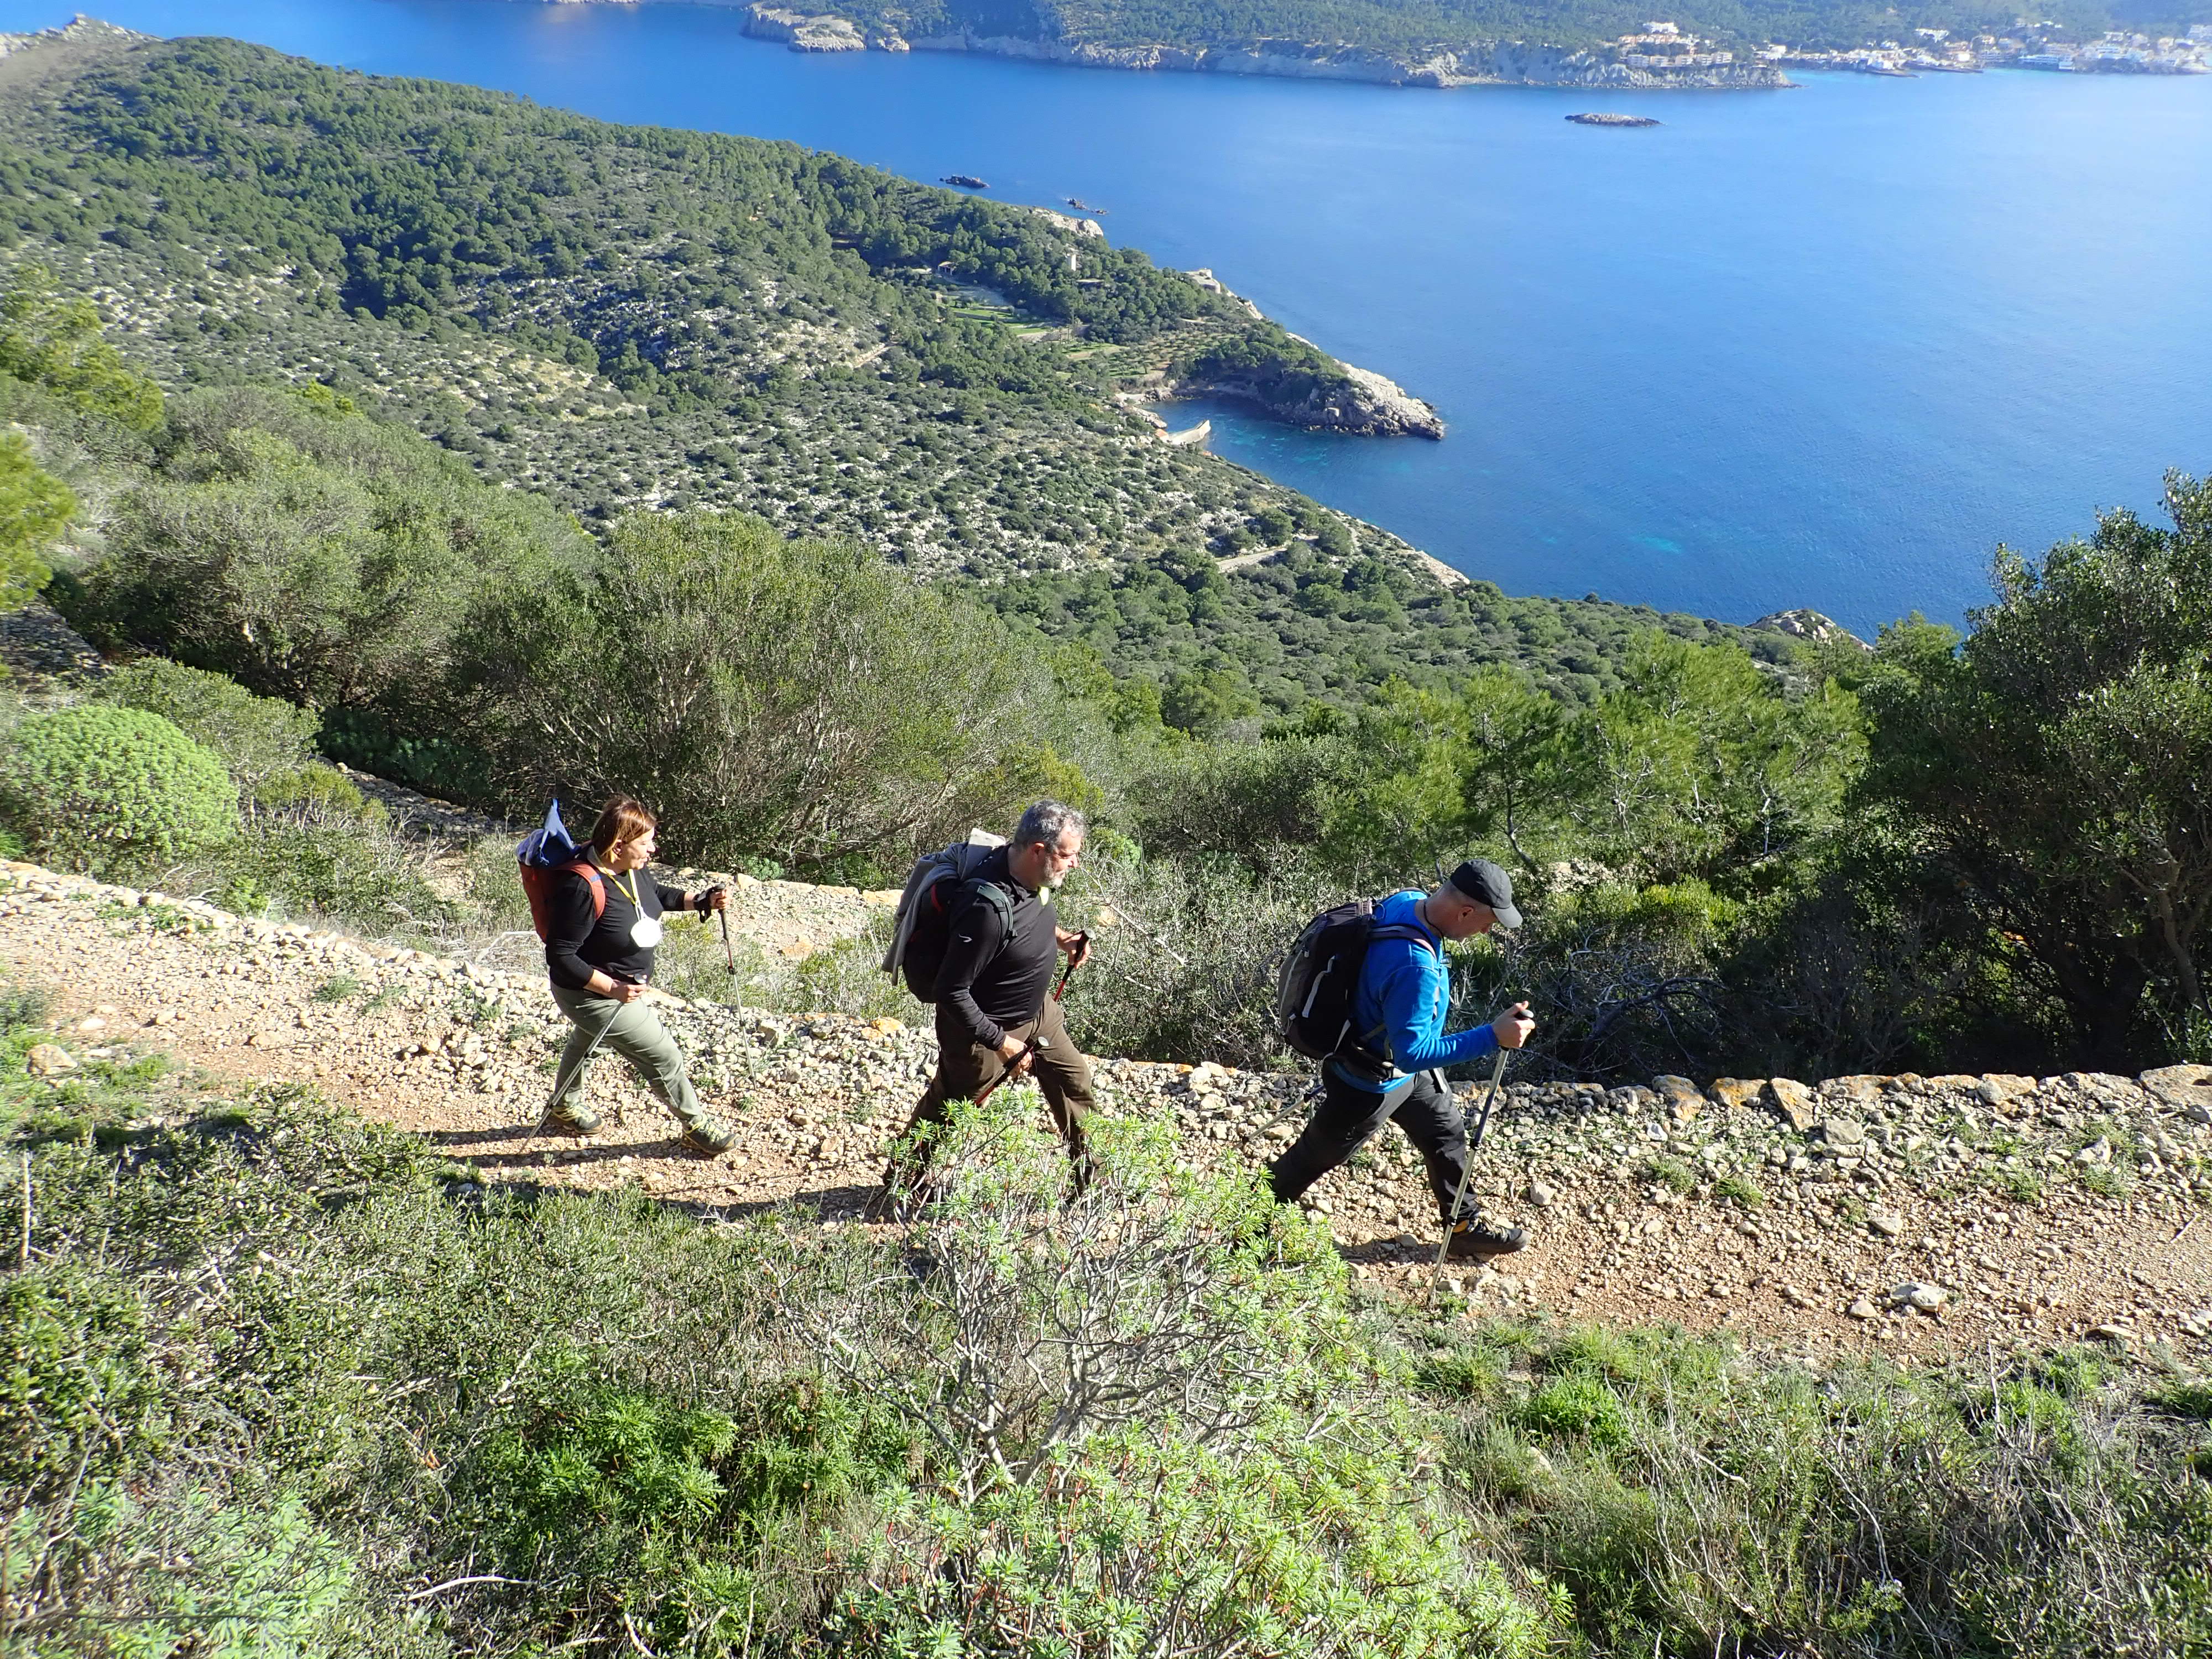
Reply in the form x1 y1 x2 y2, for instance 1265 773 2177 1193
517 800 606 942
1276 898 1435 1076
881 830 1014 1003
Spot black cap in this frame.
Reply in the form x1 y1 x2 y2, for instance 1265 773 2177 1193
1448 858 1521 930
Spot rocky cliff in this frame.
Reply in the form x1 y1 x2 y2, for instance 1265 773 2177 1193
1183 359 1445 439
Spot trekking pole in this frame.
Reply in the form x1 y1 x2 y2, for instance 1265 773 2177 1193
535 983 628 1130
1242 1078 1324 1155
718 902 737 977
972 941 1083 1110
1434 1046 1511 1271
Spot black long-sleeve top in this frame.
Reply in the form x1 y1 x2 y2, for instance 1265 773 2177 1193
543 861 695 992
937 847 1058 1048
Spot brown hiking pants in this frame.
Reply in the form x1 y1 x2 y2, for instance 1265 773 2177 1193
889 995 1095 1182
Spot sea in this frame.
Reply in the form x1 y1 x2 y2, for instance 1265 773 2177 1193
4 0 2209 635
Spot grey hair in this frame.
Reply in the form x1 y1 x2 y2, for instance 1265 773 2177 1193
1016 799 1087 851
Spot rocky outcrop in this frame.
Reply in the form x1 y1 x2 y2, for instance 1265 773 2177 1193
742 4 866 52
1163 271 1441 437
0 15 154 65
1185 268 1262 320
1024 206 1105 238
1755 608 1870 651
1182 361 1444 439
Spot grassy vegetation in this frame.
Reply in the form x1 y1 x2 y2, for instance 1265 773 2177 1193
1 989 2206 1656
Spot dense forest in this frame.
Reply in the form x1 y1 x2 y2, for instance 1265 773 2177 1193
820 0 2209 57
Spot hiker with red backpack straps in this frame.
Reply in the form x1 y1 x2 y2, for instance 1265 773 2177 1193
1270 859 1536 1261
530 796 735 1156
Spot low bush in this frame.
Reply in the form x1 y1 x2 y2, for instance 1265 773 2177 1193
60 384 589 715
0 426 75 608
3 987 2206 1658
169 812 453 938
1055 846 1341 1070
0 704 237 870
97 655 320 798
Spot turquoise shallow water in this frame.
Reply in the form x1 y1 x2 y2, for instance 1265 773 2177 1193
4 0 2209 633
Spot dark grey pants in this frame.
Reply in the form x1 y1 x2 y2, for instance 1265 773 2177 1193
1267 1068 1475 1224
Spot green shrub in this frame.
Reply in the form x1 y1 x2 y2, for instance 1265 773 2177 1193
464 509 1068 873
0 705 237 869
61 384 587 713
1714 1172 1766 1208
1056 844 1339 1070
2151 1382 2212 1423
9 1479 377 1658
477 1356 910 1629
1519 1374 1632 1448
253 760 383 822
99 655 319 796
0 425 75 609
1415 1345 1507 1401
832 1428 1562 1658
0 1266 163 1499
180 816 452 938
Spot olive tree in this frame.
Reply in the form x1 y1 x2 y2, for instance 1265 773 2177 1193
1860 471 2212 1062
64 387 587 712
472 512 1068 872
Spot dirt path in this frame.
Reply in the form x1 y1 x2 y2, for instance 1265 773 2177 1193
6 859 2208 1364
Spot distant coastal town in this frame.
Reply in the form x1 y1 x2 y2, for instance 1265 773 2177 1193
731 3 2212 85
1760 18 2212 75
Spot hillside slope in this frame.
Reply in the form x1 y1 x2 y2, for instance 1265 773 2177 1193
0 19 1797 705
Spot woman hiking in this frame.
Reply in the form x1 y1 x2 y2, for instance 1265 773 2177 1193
540 796 736 1156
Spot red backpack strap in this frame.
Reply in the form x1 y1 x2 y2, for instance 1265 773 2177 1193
564 860 606 921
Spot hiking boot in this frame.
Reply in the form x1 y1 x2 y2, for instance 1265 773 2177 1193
540 1103 601 1136
676 1119 735 1157
1443 1217 1528 1261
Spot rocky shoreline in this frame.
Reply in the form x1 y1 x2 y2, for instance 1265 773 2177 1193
896 31 1788 88
1172 360 1444 439
717 4 1790 87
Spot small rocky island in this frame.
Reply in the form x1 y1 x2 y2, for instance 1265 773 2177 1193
1568 111 1662 126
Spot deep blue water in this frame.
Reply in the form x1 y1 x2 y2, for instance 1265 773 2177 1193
6 0 2210 633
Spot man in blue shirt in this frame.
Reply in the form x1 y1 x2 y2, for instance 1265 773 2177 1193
1269 858 1536 1260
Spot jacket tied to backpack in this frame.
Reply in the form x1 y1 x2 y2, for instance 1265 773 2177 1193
881 830 1014 1003
518 801 604 938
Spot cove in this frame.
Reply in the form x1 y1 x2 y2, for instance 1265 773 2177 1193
4 0 2209 634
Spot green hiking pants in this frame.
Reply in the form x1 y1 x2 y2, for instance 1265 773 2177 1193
890 994 1095 1184
548 984 711 1129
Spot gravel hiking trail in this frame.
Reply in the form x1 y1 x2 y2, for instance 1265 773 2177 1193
6 860 2207 1366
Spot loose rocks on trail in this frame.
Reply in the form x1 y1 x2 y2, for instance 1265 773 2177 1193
2 858 2206 1361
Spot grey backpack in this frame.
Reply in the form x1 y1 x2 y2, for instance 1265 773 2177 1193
881 830 1014 1001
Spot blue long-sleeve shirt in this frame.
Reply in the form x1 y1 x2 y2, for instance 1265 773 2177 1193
1334 889 1499 1093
